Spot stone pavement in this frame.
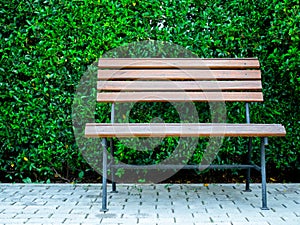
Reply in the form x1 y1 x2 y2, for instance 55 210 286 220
0 183 299 225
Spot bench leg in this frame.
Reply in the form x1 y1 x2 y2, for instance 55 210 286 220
110 103 117 193
245 137 253 192
261 137 269 210
110 139 117 193
101 138 108 212
245 103 252 192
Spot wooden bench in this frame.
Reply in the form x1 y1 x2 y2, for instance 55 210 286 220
85 58 286 211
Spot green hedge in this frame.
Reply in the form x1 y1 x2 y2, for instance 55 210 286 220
0 0 299 182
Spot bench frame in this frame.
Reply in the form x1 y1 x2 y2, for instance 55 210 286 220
85 58 286 212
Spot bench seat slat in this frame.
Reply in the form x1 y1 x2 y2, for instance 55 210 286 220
85 123 286 138
98 58 260 69
98 81 262 91
98 70 261 80
97 92 263 102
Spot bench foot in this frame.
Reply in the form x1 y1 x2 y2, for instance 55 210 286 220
245 180 252 192
111 182 117 193
100 208 109 213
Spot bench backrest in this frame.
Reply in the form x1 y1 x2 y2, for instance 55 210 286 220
97 58 262 103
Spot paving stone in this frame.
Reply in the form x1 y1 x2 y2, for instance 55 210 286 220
0 183 299 225
1 218 28 224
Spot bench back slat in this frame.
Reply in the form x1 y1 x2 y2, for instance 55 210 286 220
97 58 263 103
97 81 262 91
97 92 263 102
98 58 260 69
98 70 261 80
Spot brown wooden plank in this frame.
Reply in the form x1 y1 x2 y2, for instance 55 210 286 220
97 81 262 91
85 123 286 138
97 92 263 102
98 58 260 69
98 70 261 80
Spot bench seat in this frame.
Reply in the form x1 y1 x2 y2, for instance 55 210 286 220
86 123 286 138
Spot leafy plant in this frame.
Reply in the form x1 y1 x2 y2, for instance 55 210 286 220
0 0 299 182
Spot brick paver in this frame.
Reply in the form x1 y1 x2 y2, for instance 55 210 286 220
0 183 299 225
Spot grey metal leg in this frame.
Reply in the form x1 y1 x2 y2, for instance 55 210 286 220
245 103 252 192
110 103 117 193
101 138 108 212
261 137 269 210
245 137 253 192
110 139 117 193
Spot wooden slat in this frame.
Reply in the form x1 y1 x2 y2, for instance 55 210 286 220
98 70 261 80
97 92 263 102
98 58 260 69
97 81 262 91
85 123 286 138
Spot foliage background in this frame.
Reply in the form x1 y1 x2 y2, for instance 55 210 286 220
0 0 299 182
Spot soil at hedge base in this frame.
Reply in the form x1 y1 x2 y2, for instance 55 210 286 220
52 168 300 184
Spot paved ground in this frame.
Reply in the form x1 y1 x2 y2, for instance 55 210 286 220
0 183 299 225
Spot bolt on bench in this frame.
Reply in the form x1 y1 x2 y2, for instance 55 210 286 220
85 58 286 211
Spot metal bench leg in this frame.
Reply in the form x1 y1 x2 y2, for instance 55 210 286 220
110 103 117 193
110 139 117 193
245 103 252 192
245 137 253 192
261 137 269 210
101 138 108 212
